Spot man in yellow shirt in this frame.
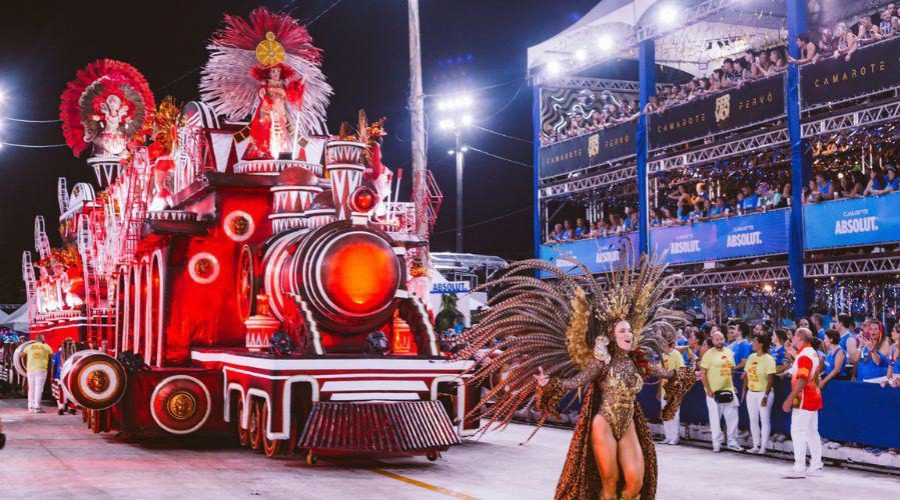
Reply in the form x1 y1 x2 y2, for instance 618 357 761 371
741 332 777 454
660 338 686 445
700 330 742 452
23 335 54 413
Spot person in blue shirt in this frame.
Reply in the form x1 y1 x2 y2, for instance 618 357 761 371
708 197 730 218
886 324 900 388
814 173 835 201
770 329 791 373
740 186 758 212
810 313 826 340
574 217 589 238
727 321 753 370
873 167 898 195
835 314 859 362
855 320 890 382
863 168 884 196
559 220 574 240
820 329 848 390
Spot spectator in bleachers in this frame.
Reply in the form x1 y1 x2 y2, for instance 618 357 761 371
787 33 817 64
832 22 858 61
814 173 835 201
836 172 864 198
574 217 589 239
873 166 898 194
863 168 885 195
820 329 848 390
856 15 881 44
708 196 730 219
739 186 759 213
742 332 777 454
547 223 564 242
768 48 788 72
855 319 890 382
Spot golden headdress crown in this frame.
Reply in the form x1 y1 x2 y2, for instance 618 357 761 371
256 31 285 66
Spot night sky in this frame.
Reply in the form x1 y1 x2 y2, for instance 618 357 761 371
0 0 597 303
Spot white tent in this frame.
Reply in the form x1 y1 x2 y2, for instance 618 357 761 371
0 310 8 324
1 304 30 332
528 0 792 78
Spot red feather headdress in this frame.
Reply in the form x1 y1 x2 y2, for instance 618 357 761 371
200 7 331 136
59 59 155 157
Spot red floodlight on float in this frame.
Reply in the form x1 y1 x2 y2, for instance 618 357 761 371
349 186 377 213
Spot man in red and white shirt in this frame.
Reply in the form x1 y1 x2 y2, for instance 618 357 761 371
781 328 824 478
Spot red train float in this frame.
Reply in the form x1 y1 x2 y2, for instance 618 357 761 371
22 8 475 461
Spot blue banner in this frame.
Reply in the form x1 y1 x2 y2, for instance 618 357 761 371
804 192 900 250
650 209 790 265
539 233 635 276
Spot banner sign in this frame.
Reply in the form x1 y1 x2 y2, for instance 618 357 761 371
650 209 790 265
430 281 471 294
804 192 900 250
538 121 637 179
649 74 785 149
800 37 900 108
539 232 636 276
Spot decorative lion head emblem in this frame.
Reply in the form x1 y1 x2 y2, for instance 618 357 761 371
588 134 600 156
715 94 731 123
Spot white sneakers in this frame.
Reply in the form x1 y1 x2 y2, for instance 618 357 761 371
747 446 760 454
727 443 745 452
782 467 824 479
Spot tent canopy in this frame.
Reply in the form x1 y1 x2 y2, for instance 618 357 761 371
528 0 868 78
1 304 29 332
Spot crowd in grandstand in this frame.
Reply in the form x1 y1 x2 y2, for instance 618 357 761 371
541 4 900 146
546 164 897 243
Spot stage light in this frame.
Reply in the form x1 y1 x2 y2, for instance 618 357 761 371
447 149 455 155
460 146 469 153
658 4 680 25
459 94 473 108
547 60 561 75
439 118 456 130
461 114 473 126
597 35 614 52
574 48 587 61
762 283 773 293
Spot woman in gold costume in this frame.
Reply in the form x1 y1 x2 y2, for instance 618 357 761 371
457 254 695 500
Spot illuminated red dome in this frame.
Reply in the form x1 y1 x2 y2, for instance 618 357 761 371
317 232 399 316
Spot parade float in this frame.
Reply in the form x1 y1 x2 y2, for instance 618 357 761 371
20 8 474 462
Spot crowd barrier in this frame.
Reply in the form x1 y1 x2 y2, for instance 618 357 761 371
635 376 900 450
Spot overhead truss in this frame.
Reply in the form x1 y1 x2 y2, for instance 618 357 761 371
541 77 668 94
804 254 900 279
679 265 791 288
648 128 789 174
801 100 900 139
539 165 635 199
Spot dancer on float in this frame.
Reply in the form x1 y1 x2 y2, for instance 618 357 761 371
455 253 695 500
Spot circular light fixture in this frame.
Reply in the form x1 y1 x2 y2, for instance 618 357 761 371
439 118 456 130
658 4 680 25
223 210 255 242
349 186 378 213
574 48 587 61
597 35 614 52
461 114 473 126
546 60 561 75
188 252 220 284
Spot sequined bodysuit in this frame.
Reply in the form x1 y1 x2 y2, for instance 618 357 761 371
558 350 666 440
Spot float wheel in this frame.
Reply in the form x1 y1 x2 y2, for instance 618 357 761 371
248 399 263 451
236 399 250 448
306 451 318 465
426 450 439 462
261 402 283 458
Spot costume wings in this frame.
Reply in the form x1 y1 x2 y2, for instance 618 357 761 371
454 251 685 434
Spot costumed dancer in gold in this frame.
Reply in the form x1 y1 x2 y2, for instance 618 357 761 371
455 254 696 500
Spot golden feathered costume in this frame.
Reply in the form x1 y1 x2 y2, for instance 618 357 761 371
455 253 695 500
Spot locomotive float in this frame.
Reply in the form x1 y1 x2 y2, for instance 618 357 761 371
20 8 476 461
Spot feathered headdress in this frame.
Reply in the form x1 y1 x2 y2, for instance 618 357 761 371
59 59 155 157
454 250 684 433
199 7 332 136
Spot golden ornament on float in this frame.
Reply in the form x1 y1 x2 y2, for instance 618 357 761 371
256 31 285 66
